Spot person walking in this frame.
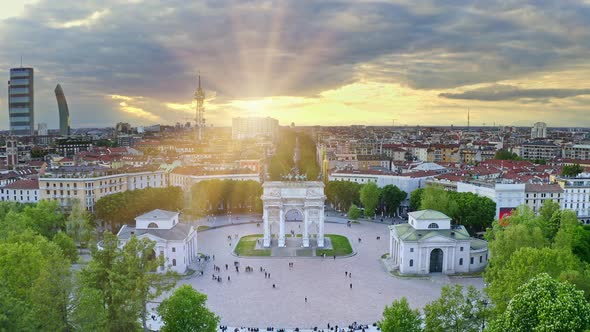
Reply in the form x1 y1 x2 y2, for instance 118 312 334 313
305 297 307 303
350 283 352 289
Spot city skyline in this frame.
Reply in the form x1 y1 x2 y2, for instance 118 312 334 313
2 1 590 129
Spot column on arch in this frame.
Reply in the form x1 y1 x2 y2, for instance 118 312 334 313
302 207 310 247
278 206 285 247
263 207 271 247
318 206 325 247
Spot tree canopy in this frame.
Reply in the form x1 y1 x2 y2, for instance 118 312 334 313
325 180 362 211
77 232 178 331
347 204 362 220
95 187 183 231
380 185 407 217
191 179 262 216
423 284 488 332
379 297 422 332
484 202 590 316
158 284 220 332
419 186 495 232
488 273 590 332
562 164 584 177
360 182 380 218
494 150 522 160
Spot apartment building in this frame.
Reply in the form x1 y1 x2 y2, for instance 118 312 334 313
563 144 590 160
521 141 560 160
524 183 563 214
39 166 167 211
554 176 590 224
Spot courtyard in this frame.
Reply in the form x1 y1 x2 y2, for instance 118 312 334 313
173 219 484 328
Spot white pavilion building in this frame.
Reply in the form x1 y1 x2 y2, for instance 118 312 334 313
389 210 488 275
117 209 198 273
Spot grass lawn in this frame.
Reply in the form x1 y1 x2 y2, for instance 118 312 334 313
234 234 271 257
316 234 353 256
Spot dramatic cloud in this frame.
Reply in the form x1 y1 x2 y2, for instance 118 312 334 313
0 0 590 128
439 84 590 101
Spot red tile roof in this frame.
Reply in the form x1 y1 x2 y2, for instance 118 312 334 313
5 179 39 190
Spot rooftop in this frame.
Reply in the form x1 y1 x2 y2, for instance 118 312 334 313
409 210 451 220
135 209 179 220
118 223 193 241
390 223 472 241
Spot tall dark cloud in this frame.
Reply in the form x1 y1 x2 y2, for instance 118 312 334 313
439 84 590 101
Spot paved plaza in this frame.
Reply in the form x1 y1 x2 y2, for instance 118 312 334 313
168 219 484 328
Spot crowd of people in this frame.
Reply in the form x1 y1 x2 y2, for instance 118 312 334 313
216 322 380 332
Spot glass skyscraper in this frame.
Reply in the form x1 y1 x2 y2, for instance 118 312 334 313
8 67 34 136
55 84 70 136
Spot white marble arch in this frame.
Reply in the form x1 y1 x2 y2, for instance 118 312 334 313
261 181 326 248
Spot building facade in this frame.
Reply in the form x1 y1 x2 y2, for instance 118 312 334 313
116 210 197 273
388 210 488 275
0 179 39 203
39 168 168 211
521 141 560 160
8 67 34 136
232 117 279 140
524 183 563 214
563 145 590 160
457 181 525 219
554 176 590 224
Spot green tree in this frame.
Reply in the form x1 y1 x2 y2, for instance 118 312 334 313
71 286 108 331
360 182 380 218
347 204 362 220
380 185 407 217
537 199 562 241
488 273 590 332
325 181 362 212
379 297 422 332
66 198 95 248
494 150 521 160
562 164 584 177
420 186 458 218
53 231 78 263
158 284 220 332
409 188 424 211
452 192 496 233
423 284 488 332
78 233 178 332
0 233 73 331
95 187 183 231
485 247 587 314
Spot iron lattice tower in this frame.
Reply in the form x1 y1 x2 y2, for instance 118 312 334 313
194 75 206 142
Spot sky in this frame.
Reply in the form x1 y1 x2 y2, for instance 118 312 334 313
1 0 590 129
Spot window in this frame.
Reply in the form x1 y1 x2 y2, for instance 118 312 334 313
147 222 158 229
459 258 463 265
409 259 413 267
480 256 483 263
172 247 176 253
427 223 439 229
410 248 414 253
460 246 464 252
172 259 176 266
470 257 474 264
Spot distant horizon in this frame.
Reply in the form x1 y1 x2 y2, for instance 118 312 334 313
2 2 590 128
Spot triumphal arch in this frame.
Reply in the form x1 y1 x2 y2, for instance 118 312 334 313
261 181 326 248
